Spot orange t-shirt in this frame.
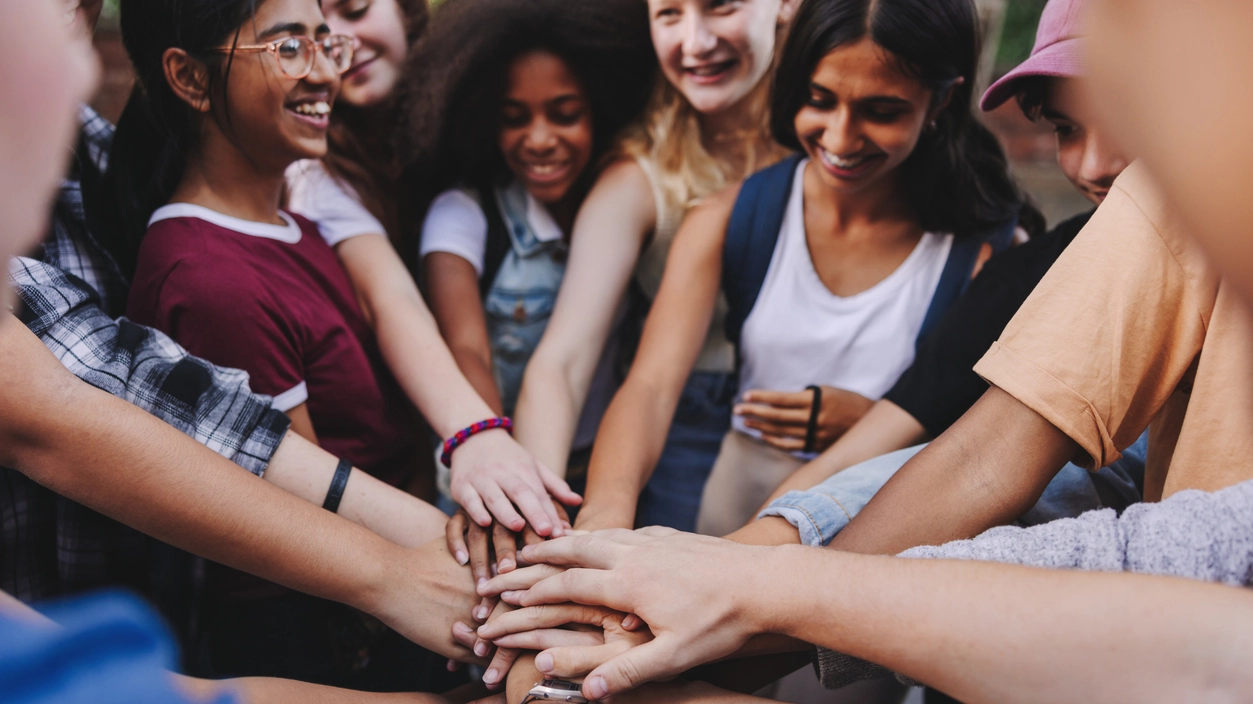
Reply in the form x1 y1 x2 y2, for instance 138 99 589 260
974 161 1253 502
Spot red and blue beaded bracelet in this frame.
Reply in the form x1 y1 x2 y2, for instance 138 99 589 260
440 417 513 468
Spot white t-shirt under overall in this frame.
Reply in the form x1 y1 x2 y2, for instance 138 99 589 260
733 158 954 441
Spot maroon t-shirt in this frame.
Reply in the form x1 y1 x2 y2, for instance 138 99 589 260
127 204 419 488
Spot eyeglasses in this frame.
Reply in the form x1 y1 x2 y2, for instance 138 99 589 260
213 35 355 80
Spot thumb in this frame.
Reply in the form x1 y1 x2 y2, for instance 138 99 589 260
581 639 676 699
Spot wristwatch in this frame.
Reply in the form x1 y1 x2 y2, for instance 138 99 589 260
520 679 589 704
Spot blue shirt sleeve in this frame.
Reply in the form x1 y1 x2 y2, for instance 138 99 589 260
0 591 238 704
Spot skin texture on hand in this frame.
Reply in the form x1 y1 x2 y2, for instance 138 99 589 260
734 386 874 453
481 529 780 699
481 528 1253 703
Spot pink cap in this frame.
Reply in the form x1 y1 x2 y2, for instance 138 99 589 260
980 0 1087 112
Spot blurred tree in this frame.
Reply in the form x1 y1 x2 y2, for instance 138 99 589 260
996 0 1048 75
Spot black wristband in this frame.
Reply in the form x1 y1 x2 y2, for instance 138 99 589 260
803 385 822 454
322 458 352 513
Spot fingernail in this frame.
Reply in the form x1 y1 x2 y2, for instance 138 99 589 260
535 652 554 673
477 577 488 591
484 668 499 684
447 659 458 672
475 606 487 620
474 642 489 657
501 590 517 601
499 558 515 572
455 622 472 634
491 563 499 577
587 676 609 699
456 551 468 565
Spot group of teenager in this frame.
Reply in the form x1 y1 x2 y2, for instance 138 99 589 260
1 0 1251 701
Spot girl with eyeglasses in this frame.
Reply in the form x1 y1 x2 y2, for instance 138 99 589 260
104 0 464 688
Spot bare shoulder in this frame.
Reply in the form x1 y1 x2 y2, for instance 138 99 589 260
583 157 656 215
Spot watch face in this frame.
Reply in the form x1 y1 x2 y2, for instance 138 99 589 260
528 679 589 703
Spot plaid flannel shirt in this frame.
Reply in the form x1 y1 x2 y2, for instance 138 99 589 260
1 106 290 602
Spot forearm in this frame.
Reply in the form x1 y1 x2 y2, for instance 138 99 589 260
577 379 683 530
0 321 409 619
179 675 456 704
264 430 447 548
765 547 1253 703
373 289 502 435
449 345 505 417
760 400 926 507
513 358 583 478
828 387 1075 555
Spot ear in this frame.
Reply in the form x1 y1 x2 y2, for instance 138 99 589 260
928 75 966 123
777 0 801 25
163 47 214 113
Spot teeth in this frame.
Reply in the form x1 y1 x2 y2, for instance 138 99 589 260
528 164 564 176
820 147 868 170
293 101 331 116
689 63 730 77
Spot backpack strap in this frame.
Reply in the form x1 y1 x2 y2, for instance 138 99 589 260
722 153 805 349
479 187 512 298
915 216 1018 346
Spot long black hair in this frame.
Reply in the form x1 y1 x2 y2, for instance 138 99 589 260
770 0 1044 239
93 0 260 277
399 0 656 258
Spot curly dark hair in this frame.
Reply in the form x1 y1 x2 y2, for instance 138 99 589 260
398 0 656 256
770 0 1045 240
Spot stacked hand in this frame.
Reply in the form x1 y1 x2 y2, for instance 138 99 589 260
446 501 574 688
473 528 780 700
449 429 582 537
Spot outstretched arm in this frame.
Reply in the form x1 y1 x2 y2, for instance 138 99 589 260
513 159 656 476
828 385 1075 555
337 233 577 536
753 399 926 514
485 529 1253 703
574 185 739 531
0 315 479 660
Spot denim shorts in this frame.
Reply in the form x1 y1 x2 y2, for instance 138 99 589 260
634 370 737 531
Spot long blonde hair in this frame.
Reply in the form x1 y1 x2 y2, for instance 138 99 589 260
616 38 789 212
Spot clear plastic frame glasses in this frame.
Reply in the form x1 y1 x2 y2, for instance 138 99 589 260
214 35 355 80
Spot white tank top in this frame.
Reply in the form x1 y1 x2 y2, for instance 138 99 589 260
734 159 953 447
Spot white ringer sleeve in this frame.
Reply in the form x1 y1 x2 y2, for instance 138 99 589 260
419 189 489 276
271 381 309 412
285 160 387 247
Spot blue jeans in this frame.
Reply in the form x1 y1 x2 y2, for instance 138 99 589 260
635 371 737 532
761 431 1149 547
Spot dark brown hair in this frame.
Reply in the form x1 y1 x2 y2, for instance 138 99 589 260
770 0 1045 239
321 0 429 239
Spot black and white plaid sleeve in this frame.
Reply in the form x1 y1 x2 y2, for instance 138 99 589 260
9 256 290 475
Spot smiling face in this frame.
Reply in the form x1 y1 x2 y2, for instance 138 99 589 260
212 0 341 173
1040 78 1131 206
2 0 99 264
498 50 594 206
647 0 788 115
793 37 935 196
323 0 410 107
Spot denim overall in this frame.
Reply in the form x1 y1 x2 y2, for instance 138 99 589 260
481 182 568 416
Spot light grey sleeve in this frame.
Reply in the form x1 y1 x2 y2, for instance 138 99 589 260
814 478 1253 689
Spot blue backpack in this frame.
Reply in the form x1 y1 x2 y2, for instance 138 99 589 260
722 154 1017 355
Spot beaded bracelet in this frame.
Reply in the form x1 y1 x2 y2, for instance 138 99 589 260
440 417 513 468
